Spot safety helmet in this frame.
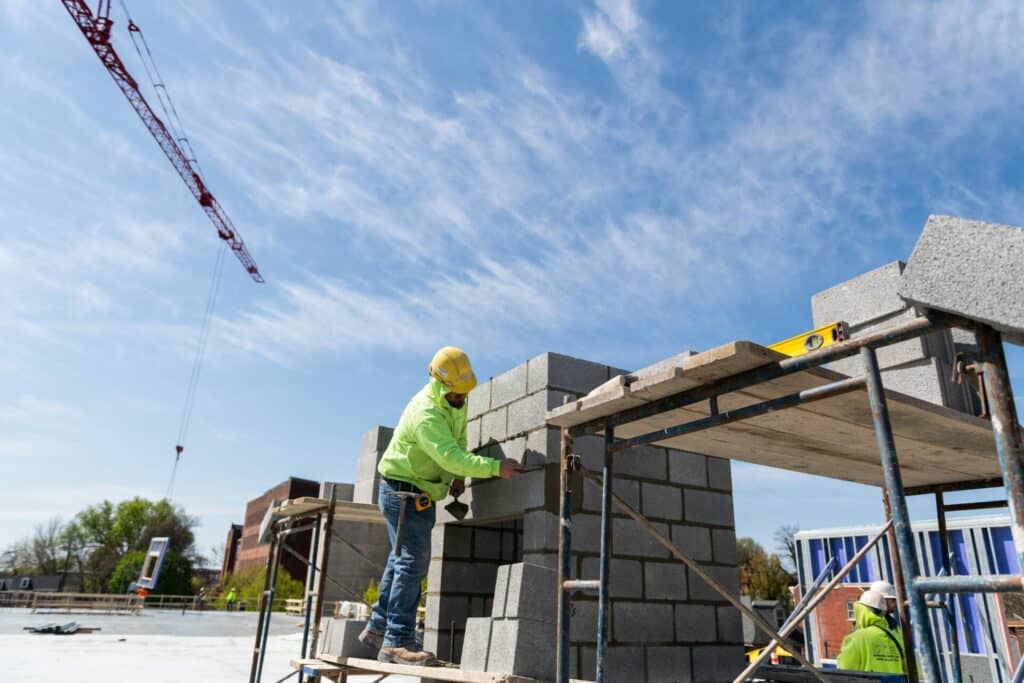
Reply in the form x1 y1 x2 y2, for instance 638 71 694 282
869 580 897 600
429 346 477 394
858 589 887 612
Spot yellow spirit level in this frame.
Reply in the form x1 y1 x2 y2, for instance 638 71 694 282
768 322 847 357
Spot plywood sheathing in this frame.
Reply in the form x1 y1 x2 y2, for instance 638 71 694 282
546 341 997 489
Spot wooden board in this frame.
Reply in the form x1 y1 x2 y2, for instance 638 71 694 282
546 340 1001 489
317 655 552 682
274 498 385 525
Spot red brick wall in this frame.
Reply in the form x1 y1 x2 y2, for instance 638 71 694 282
809 585 865 660
234 477 320 582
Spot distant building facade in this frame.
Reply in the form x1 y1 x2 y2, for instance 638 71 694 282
223 477 320 583
795 516 1019 682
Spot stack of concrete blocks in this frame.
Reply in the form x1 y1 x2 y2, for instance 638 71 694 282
898 214 1024 345
459 561 558 679
812 261 981 414
312 477 391 615
423 352 743 682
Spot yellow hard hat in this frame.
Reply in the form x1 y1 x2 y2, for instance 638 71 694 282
429 346 477 394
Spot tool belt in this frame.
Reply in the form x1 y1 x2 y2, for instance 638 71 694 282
384 478 433 510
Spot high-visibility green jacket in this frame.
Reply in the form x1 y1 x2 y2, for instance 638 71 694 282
836 602 907 675
377 378 500 501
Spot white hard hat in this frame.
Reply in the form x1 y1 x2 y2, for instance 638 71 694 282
858 589 887 612
870 580 897 599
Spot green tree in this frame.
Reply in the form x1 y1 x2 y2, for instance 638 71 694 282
219 564 304 611
109 550 194 595
2 497 200 593
737 537 796 610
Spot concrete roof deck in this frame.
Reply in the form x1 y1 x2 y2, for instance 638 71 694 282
546 341 1001 490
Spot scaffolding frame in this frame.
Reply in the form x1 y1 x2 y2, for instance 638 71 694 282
555 314 1024 683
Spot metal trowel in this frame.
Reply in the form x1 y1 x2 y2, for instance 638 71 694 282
444 495 469 521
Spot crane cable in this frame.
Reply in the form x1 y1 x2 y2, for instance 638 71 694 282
117 0 205 175
166 242 227 501
110 1 227 500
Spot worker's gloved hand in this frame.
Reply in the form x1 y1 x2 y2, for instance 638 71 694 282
449 479 466 497
499 460 526 479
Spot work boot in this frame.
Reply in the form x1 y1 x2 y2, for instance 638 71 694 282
358 626 384 651
377 644 439 666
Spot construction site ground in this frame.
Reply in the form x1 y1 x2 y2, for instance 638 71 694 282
0 610 416 683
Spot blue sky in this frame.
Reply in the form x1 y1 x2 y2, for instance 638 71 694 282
1 0 1022 565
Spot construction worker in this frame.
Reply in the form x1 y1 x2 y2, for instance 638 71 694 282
869 579 901 631
225 586 238 611
836 589 907 675
360 347 524 666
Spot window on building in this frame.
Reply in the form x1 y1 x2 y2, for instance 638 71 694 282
846 601 856 621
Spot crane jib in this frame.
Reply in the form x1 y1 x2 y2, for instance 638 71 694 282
60 0 264 283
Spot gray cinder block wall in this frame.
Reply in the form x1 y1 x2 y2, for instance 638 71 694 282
812 261 981 414
422 352 742 683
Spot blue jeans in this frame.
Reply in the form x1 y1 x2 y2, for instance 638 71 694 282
367 479 435 648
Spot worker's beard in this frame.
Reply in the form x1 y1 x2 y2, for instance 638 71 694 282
445 393 466 408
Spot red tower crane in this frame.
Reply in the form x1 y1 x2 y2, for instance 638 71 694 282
60 0 264 283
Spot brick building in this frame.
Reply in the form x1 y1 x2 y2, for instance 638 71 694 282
224 477 320 583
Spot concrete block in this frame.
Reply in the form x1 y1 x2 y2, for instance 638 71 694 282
468 380 491 419
670 525 712 562
675 604 717 642
506 392 547 436
688 565 740 602
613 517 670 558
899 214 1024 344
353 426 393 504
521 552 558 569
644 561 687 600
684 489 734 527
491 564 511 618
711 528 737 565
583 475 639 512
425 592 470 626
646 644 692 683
488 436 526 463
444 524 473 559
466 418 481 450
480 407 507 443
486 616 556 681
668 451 707 487
459 617 492 672
642 482 682 520
572 513 603 553
878 357 952 406
580 557 642 598
617 445 669 480
614 601 674 642
505 561 558 623
319 618 378 658
434 560 499 596
570 599 597 641
812 261 908 328
528 352 611 394
525 427 560 465
320 481 354 502
575 434 608 472
604 645 646 681
490 363 528 408
473 528 503 561
691 645 744 683
523 510 559 553
717 605 743 643
437 465 556 525
706 457 732 492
